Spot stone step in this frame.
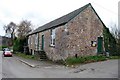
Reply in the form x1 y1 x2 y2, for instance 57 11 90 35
35 50 47 60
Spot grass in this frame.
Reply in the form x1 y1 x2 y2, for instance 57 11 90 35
65 55 109 66
108 56 120 59
15 52 36 60
14 52 120 66
0 46 2 51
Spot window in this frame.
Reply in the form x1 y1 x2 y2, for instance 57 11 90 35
50 28 55 46
35 34 39 50
28 37 30 45
28 36 31 46
91 41 97 47
64 24 69 35
41 35 44 50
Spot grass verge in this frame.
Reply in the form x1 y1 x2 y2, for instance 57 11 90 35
14 52 120 66
65 55 107 65
65 55 120 66
108 56 120 59
15 52 36 60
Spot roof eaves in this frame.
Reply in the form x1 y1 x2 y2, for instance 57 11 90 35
28 22 67 36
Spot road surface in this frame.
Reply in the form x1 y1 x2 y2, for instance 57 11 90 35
1 51 119 78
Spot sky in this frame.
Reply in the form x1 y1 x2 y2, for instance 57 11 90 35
0 0 119 36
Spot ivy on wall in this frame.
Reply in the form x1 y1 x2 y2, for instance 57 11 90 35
103 27 117 56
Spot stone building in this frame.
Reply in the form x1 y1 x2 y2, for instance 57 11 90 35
27 3 106 61
0 36 12 47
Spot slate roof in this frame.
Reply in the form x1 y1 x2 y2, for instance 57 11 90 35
28 3 91 36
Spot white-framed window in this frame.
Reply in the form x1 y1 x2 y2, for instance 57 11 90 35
50 28 55 46
35 33 39 50
64 24 69 35
28 36 31 46
28 37 30 45
31 35 33 45
91 41 97 47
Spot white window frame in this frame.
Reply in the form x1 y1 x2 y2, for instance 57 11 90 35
35 33 38 50
28 37 30 46
28 36 31 46
50 28 55 47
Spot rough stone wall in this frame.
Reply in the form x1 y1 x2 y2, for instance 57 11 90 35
0 36 12 47
33 27 67 61
39 30 58 61
63 5 103 58
44 30 54 60
28 5 104 61
53 5 103 60
28 35 35 54
55 25 69 60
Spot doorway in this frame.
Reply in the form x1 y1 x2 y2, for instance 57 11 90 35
97 37 103 54
41 35 44 50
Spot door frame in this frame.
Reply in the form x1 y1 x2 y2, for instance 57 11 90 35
41 35 44 50
97 37 103 54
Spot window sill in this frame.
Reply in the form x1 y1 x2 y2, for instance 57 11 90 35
49 44 55 48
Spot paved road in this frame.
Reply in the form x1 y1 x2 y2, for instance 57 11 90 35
1 51 119 78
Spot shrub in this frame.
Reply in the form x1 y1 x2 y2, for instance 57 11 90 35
13 38 26 53
0 45 8 50
2 45 8 49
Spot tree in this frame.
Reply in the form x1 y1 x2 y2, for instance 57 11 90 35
17 20 32 39
13 20 32 53
3 22 17 46
4 22 16 39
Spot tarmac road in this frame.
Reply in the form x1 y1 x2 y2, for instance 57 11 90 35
1 51 119 78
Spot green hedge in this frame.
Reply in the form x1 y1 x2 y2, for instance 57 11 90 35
0 45 8 50
13 38 26 53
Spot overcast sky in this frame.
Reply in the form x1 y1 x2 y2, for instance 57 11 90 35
0 0 119 36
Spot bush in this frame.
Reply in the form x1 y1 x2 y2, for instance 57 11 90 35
13 38 26 53
0 45 8 50
2 45 8 49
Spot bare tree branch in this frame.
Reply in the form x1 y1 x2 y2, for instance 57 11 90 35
17 20 32 39
3 22 17 39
